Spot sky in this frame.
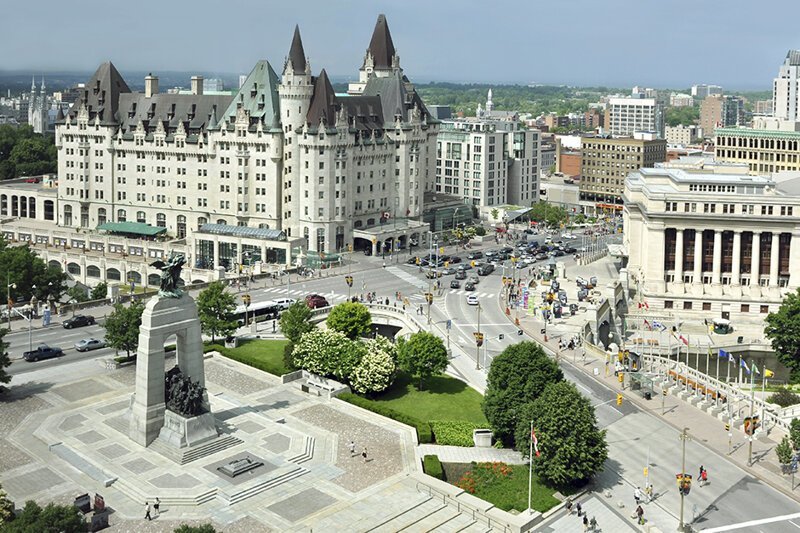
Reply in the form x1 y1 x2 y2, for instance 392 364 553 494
2 0 797 89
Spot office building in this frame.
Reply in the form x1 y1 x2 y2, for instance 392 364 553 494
606 97 665 138
670 93 694 107
624 167 800 320
715 127 800 175
700 95 743 135
579 134 666 209
665 125 702 146
773 50 800 122
691 84 723 99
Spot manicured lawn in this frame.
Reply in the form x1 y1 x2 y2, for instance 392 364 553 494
207 339 290 376
368 371 488 425
442 462 563 513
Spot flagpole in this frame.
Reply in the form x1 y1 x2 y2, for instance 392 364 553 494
695 340 700 397
715 350 720 408
761 373 766 432
528 421 533 514
748 361 755 466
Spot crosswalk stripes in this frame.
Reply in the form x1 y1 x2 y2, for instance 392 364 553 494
385 266 427 290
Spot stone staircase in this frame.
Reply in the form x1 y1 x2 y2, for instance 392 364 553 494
112 475 217 507
149 434 244 465
217 465 308 505
365 496 493 532
286 435 315 465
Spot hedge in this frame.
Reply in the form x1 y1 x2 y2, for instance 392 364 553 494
431 420 482 447
423 454 444 480
337 393 433 443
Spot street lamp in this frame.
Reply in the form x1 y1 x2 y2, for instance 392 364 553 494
6 273 15 331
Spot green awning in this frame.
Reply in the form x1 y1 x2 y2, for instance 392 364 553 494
96 222 167 236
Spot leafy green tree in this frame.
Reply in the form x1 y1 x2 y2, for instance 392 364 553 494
103 301 144 358
397 331 448 390
483 341 563 445
765 289 800 374
196 281 238 344
174 525 217 533
279 301 314 343
491 208 499 220
291 329 356 379
66 285 88 303
777 435 794 471
791 418 800 451
350 340 397 394
0 483 14 522
326 301 372 339
514 381 608 486
665 105 700 127
4 500 85 532
529 201 568 228
0 241 65 302
9 137 57 177
0 328 10 388
766 388 800 408
90 282 108 301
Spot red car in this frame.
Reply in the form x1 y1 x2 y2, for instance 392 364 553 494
24 177 40 183
305 294 329 309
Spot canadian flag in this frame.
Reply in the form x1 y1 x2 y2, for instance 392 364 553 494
679 334 689 346
531 427 541 457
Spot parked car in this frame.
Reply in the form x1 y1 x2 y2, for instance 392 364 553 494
450 280 461 289
63 315 95 329
464 282 476 291
466 251 483 260
466 294 479 305
305 294 329 309
24 177 40 183
455 270 467 280
74 338 107 352
274 297 296 310
23 344 63 362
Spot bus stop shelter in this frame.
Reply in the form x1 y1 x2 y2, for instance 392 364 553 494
629 372 657 400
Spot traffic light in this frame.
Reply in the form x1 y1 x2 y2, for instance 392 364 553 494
415 257 421 265
425 292 433 305
439 247 445 255
347 244 353 252
663 389 668 396
345 275 353 287
444 261 449 268
242 294 251 305
616 393 623 406
676 474 692 495
471 260 476 267
724 423 730 432
474 332 484 347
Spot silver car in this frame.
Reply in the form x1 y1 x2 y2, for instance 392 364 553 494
74 338 107 352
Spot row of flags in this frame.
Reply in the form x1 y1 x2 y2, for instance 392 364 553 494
719 349 775 378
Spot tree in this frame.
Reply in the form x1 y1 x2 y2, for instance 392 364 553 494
491 208 499 221
196 281 238 344
291 329 354 378
90 282 108 301
4 500 85 532
0 328 10 388
777 435 794 472
766 388 800 408
791 418 800 451
483 341 563 444
279 301 314 343
174 525 217 533
514 381 608 486
397 331 448 390
0 483 14 522
0 241 66 303
103 301 144 358
529 201 568 228
765 288 800 374
326 301 372 339
350 339 397 394
66 285 88 303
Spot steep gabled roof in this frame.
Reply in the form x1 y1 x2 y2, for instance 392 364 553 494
367 14 396 69
362 70 435 124
288 25 308 74
306 69 337 127
221 60 281 130
64 61 131 124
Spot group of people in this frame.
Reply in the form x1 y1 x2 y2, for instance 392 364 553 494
347 440 370 463
633 485 655 525
565 498 597 531
557 334 581 352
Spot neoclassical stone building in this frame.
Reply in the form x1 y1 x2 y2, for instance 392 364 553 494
51 14 436 270
624 167 800 320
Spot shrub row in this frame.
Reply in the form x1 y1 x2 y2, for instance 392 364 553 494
337 393 433 443
430 420 482 447
423 454 444 480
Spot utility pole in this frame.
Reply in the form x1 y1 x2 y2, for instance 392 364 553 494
679 427 691 532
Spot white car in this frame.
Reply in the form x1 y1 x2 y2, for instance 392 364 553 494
466 294 479 306
274 297 296 310
562 232 576 239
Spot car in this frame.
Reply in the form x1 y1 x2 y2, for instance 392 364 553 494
468 275 480 285
23 344 63 362
562 233 576 239
448 256 462 264
466 294 479 305
466 251 483 260
450 280 461 289
457 263 472 271
24 177 40 183
564 246 577 254
535 252 548 261
464 282 476 291
274 297 296 310
499 247 514 254
63 315 95 329
304 294 329 309
477 264 495 276
455 270 467 280
425 270 442 279
406 257 419 265
74 338 107 352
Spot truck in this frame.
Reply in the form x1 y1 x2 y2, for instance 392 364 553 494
23 344 64 362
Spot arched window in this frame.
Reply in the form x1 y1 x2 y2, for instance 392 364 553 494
216 219 227 225
197 217 207 230
67 262 81 275
117 209 126 222
128 271 142 284
303 227 310 249
156 213 166 228
43 200 54 221
136 211 146 224
258 223 270 229
106 268 121 281
86 265 101 278
148 273 161 286
0 195 6 216
177 215 186 239
97 208 107 226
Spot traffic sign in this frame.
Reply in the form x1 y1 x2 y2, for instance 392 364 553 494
643 467 648 477
446 319 452 330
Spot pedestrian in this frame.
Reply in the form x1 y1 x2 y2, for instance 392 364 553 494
565 497 573 514
636 504 644 525
583 515 589 531
348 440 356 457
589 516 597 531
701 467 708 487
153 498 160 518
634 486 643 506
362 446 368 463
699 465 705 486
272 320 276 333
576 501 582 517
144 501 151 521
644 483 654 503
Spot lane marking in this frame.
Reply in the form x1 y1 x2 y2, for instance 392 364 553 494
701 512 800 532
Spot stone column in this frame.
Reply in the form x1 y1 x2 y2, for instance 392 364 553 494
693 230 703 283
751 231 761 285
712 230 722 284
769 232 780 286
731 231 742 285
674 229 684 281
790 230 800 289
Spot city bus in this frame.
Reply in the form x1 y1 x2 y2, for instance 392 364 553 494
234 300 280 326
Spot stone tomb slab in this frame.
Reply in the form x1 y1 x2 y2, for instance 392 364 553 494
267 487 337 523
204 451 278 486
2 467 66 497
52 380 112 403
262 433 291 454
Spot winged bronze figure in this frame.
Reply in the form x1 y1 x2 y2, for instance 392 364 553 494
150 253 186 298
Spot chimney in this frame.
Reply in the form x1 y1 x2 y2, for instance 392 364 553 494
191 76 203 96
145 73 159 98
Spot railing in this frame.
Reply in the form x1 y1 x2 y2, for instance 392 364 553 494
415 481 512 533
310 302 426 334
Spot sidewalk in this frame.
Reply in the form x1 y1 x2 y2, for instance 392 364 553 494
415 444 526 464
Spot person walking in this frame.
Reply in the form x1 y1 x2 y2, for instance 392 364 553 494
153 498 160 518
362 447 368 463
144 501 152 521
349 440 356 457
565 497 573 514
644 483 654 503
583 514 589 531
701 466 708 487
699 465 705 486
634 486 643 506
575 501 582 517
636 504 645 525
